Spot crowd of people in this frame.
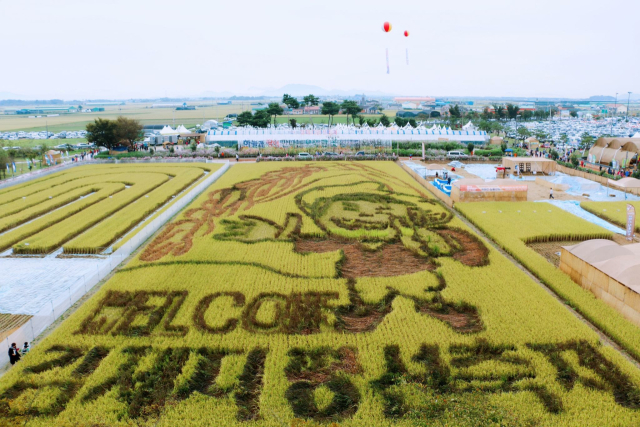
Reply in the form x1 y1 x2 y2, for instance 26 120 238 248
70 149 99 162
7 342 29 365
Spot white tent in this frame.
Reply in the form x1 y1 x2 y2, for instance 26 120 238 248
462 121 478 131
176 125 190 134
159 126 177 135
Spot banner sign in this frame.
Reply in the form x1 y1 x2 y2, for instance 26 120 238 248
626 204 635 241
459 185 528 193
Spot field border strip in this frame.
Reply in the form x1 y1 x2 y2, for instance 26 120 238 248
0 162 230 368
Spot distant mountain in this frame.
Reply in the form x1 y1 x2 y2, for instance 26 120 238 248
588 95 616 102
200 90 238 98
0 91 23 100
259 84 393 98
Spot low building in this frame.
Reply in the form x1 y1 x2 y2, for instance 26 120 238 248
560 239 640 327
402 102 417 110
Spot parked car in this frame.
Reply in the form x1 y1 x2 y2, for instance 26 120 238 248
54 144 73 150
447 150 468 159
323 151 339 156
298 152 312 159
355 151 365 156
98 146 109 153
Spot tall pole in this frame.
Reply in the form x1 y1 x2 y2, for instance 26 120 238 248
627 92 632 122
611 92 618 135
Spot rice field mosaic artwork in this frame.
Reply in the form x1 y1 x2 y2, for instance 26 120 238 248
1 162 640 426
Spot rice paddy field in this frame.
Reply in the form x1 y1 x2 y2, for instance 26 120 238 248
0 103 391 133
581 201 640 233
2 162 640 426
0 163 220 255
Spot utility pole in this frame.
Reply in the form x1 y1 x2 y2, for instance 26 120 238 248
611 93 618 135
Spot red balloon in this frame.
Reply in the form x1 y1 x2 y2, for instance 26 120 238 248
382 22 392 33
404 30 409 37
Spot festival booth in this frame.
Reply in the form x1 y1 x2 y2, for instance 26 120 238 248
176 125 205 144
607 177 640 197
560 239 640 327
43 150 62 165
501 157 556 175
588 137 640 168
450 178 528 203
489 136 503 146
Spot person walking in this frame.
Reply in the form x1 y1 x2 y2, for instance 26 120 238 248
236 153 239 162
549 188 554 199
8 343 21 365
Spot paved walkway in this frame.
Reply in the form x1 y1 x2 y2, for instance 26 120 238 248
0 253 112 315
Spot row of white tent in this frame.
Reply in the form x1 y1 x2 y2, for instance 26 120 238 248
159 125 191 135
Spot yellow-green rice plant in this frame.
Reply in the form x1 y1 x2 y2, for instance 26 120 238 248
456 201 640 362
2 163 640 426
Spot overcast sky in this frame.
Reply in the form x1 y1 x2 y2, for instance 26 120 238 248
1 0 638 99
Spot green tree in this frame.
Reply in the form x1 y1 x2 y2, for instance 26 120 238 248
467 143 475 154
365 118 377 127
481 107 494 120
267 102 284 126
0 149 7 179
490 121 504 134
251 110 271 128
570 110 578 118
357 115 365 126
282 94 299 109
394 117 408 127
340 100 361 126
379 114 391 126
321 101 340 126
493 104 506 120
449 104 462 118
579 132 594 151
478 120 491 132
303 94 319 106
506 104 520 120
521 110 533 121
237 111 254 126
289 118 297 128
408 118 417 128
114 116 143 147
189 141 197 152
86 118 117 150
500 141 508 153
517 127 532 142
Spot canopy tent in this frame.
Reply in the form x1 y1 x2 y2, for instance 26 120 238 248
501 157 555 175
43 150 62 165
588 137 640 167
159 126 177 135
489 136 503 145
608 177 640 189
176 125 190 134
462 121 478 132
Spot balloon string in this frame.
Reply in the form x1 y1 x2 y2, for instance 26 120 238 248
386 48 390 74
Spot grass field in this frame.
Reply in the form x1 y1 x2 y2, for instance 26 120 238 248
0 163 220 255
2 162 639 426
